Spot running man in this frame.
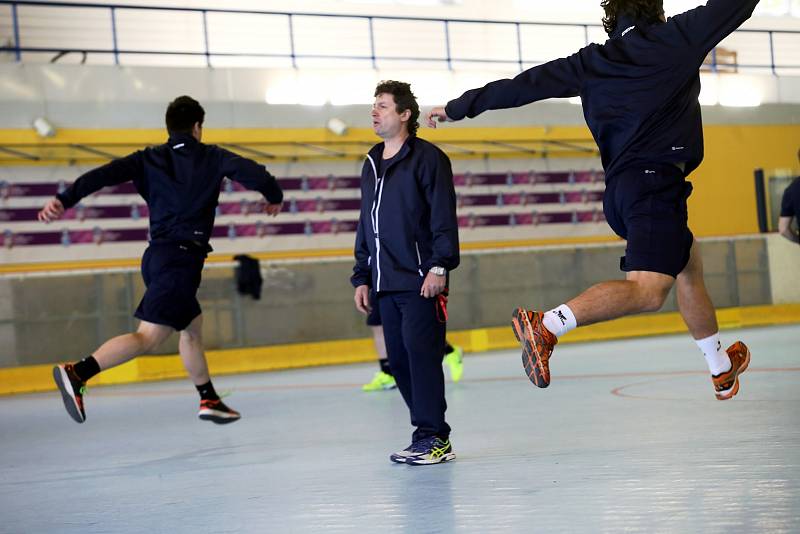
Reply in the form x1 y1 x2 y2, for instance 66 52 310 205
427 0 757 400
40 96 283 424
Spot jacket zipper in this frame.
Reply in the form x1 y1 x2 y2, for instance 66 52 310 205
366 155 386 292
415 241 423 277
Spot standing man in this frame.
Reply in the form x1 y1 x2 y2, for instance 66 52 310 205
352 81 460 465
427 0 756 400
778 149 800 244
39 95 283 424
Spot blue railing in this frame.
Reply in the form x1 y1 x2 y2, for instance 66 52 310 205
1 0 799 74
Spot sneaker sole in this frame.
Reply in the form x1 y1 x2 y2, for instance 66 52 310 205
511 308 550 388
198 412 241 424
715 345 751 401
362 385 398 392
406 452 456 466
52 366 85 424
390 453 411 464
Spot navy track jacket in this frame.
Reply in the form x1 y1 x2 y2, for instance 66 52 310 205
351 136 460 292
445 0 760 180
57 133 283 248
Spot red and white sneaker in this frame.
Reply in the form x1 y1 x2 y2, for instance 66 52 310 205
198 399 241 424
712 341 751 400
52 364 86 424
511 308 558 388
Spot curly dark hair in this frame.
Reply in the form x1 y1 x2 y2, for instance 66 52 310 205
165 95 205 134
601 0 664 35
374 80 420 137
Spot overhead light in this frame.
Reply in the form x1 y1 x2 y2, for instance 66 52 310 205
718 76 763 107
327 118 349 136
33 117 56 138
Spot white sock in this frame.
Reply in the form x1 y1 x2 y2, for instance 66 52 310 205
542 304 577 338
696 333 731 375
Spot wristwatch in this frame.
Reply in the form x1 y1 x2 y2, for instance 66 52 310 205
429 266 446 276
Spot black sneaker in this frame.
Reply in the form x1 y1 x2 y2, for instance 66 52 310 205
198 399 241 424
52 364 86 424
404 436 456 466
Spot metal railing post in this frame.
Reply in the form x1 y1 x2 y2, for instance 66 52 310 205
768 31 776 75
443 19 452 71
288 13 297 69
110 6 119 65
12 2 21 62
583 24 589 46
202 9 211 67
515 22 523 72
368 16 377 69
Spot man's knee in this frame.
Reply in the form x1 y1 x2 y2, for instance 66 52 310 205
136 321 172 352
628 272 674 312
134 331 164 353
180 328 202 345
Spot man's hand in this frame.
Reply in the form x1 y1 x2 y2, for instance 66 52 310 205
420 271 446 298
425 107 453 129
354 284 371 314
38 197 65 223
264 201 283 217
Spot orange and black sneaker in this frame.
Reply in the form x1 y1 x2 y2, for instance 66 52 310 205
198 399 241 424
52 364 86 424
712 341 751 400
511 308 558 388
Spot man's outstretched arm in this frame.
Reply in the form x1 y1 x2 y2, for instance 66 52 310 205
39 152 143 222
428 52 584 126
671 0 761 57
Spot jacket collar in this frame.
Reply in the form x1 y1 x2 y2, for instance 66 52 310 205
366 136 414 174
611 14 662 39
167 132 199 149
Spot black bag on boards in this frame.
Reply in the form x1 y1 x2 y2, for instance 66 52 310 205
234 254 263 300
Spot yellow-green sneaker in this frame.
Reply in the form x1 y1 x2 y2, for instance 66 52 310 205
444 345 464 383
362 371 397 391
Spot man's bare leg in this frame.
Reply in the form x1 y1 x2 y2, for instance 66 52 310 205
566 270 676 327
93 320 174 370
675 240 718 339
371 325 389 361
179 314 210 386
52 320 173 423
180 314 241 423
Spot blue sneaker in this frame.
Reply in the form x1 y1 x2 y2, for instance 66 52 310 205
404 436 456 466
390 443 417 464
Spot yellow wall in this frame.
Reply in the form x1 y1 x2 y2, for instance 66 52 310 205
689 125 800 236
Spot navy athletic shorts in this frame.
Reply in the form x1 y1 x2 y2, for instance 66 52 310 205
366 290 381 326
603 163 694 278
134 241 206 331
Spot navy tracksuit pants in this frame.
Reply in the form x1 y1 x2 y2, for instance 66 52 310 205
378 291 450 442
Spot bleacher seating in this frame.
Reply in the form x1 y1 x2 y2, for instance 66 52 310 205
0 170 605 249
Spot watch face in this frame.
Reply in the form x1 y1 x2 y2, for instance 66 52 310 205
431 267 446 275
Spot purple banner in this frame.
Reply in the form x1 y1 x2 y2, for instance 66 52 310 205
3 227 149 248
458 209 605 229
2 171 605 199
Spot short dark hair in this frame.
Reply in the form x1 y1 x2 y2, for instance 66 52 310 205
165 95 205 134
601 0 664 35
374 80 420 137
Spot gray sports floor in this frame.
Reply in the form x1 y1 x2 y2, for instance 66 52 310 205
1 324 798 533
